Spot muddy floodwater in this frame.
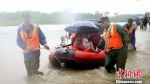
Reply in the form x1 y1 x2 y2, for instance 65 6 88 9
0 23 150 84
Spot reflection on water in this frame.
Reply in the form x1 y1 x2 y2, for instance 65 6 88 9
0 24 150 84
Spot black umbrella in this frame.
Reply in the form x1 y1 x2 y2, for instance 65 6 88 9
64 21 100 34
94 22 104 35
133 17 140 22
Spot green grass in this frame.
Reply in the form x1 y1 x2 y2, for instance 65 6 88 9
0 20 68 26
0 19 126 26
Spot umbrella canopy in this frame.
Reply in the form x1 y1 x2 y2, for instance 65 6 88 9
134 16 145 22
133 17 140 22
94 22 104 35
64 21 100 34
138 16 144 19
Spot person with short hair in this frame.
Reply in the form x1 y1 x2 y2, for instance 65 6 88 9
16 12 49 76
98 17 131 73
123 18 136 50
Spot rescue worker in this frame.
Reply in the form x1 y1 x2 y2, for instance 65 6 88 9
98 17 132 73
123 18 136 50
16 12 49 76
143 17 147 28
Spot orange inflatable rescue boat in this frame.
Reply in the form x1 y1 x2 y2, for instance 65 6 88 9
49 48 106 68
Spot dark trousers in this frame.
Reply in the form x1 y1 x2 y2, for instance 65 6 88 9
105 55 115 70
24 57 40 76
140 24 143 29
131 38 136 50
105 45 128 72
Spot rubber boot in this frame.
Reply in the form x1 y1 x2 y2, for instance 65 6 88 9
34 59 43 75
24 60 32 76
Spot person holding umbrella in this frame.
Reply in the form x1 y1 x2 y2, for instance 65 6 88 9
97 17 133 73
64 21 102 51
68 32 76 44
16 12 49 76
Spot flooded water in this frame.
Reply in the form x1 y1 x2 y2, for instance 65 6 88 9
0 23 150 84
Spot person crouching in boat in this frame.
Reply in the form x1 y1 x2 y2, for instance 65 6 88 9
82 34 91 48
72 33 92 51
97 17 132 73
123 18 136 50
89 32 102 49
82 34 97 51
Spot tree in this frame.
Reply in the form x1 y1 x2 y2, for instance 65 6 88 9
114 12 119 21
103 10 110 17
95 11 103 19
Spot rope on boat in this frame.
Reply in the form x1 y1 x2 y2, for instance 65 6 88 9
38 47 65 68
49 48 65 68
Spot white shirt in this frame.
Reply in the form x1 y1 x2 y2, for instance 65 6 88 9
82 38 91 48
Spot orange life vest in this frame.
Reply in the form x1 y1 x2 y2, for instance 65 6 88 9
125 24 135 36
103 24 123 52
73 39 83 51
72 38 92 52
20 24 39 53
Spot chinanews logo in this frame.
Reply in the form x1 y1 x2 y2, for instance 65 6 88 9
115 68 142 84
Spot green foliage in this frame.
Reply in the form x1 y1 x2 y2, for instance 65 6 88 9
0 11 145 26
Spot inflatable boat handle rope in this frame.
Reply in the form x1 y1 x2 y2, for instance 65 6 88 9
40 47 65 68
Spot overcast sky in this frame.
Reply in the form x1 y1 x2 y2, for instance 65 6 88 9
0 0 150 15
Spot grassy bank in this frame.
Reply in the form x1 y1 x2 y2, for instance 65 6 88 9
0 20 71 26
0 19 126 26
0 11 144 26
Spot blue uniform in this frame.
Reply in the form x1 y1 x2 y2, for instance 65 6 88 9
16 23 47 61
123 23 136 50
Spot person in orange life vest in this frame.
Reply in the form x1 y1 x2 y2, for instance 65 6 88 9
98 17 131 73
16 12 49 76
89 32 101 49
72 33 92 51
68 32 76 44
123 18 136 50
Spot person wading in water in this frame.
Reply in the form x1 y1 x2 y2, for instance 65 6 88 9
17 12 49 76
